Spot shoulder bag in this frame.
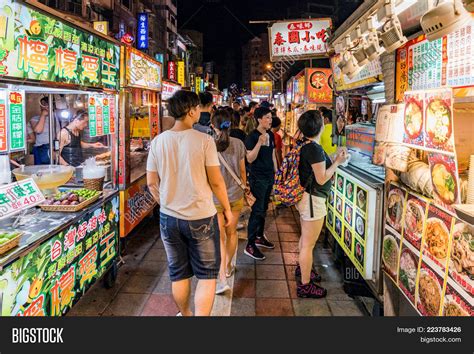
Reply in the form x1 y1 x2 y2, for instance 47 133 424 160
218 153 256 207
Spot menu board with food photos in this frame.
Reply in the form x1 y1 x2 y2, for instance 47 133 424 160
427 153 461 212
383 182 474 316
326 168 377 279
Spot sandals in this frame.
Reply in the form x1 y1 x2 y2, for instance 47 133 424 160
225 265 236 278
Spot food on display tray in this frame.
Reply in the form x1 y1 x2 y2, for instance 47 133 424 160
383 234 399 278
387 187 405 232
40 189 101 212
417 268 442 316
0 231 22 255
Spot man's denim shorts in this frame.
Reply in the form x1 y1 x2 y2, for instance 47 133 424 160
159 212 221 282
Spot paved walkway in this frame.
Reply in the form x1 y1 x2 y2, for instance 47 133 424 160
68 206 366 317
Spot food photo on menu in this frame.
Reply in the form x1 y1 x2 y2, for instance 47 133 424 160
382 230 401 281
448 221 474 297
398 241 420 305
356 186 367 213
428 153 461 210
403 193 428 251
354 239 365 268
344 227 353 252
355 212 366 241
404 92 425 147
416 261 444 317
443 280 473 317
387 183 407 234
424 89 455 153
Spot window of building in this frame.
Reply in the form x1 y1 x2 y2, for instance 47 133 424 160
121 0 132 11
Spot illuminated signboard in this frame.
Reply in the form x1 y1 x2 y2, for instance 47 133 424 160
137 13 148 50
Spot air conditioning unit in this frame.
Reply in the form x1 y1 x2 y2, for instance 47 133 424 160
421 0 471 41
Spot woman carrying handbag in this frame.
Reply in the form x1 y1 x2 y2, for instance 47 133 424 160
211 108 250 294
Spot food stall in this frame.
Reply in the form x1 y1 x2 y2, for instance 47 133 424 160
380 21 474 316
118 47 162 238
327 24 387 307
285 68 333 143
0 0 120 316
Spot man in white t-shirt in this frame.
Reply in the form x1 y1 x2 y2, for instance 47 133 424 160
147 90 232 316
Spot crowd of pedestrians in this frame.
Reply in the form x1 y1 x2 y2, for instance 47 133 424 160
147 89 347 316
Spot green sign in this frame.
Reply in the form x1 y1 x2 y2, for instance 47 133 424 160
0 1 120 90
102 97 110 135
0 196 119 316
7 90 25 151
88 96 97 137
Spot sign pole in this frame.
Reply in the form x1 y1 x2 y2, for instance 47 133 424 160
49 94 54 165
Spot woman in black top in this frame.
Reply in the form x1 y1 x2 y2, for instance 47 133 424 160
58 110 104 167
229 110 246 143
295 110 347 299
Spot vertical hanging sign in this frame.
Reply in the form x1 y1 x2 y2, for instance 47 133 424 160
137 13 149 50
96 98 103 136
88 95 97 137
0 91 7 153
109 95 116 134
8 90 25 151
102 97 110 135
177 61 185 86
168 61 176 81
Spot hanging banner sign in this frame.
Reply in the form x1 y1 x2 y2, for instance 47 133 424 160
128 48 162 91
8 90 25 151
137 13 149 50
0 1 120 90
177 61 185 86
269 18 332 62
162 81 182 100
0 91 7 153
306 68 333 104
168 61 176 81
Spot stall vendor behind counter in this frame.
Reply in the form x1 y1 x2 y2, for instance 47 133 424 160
58 110 105 167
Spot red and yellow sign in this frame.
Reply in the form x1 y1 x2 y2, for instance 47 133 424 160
120 177 156 238
306 68 333 104
251 81 273 100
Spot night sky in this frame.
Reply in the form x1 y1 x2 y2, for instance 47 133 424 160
177 0 362 88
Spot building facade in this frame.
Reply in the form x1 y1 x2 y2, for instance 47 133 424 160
242 33 270 90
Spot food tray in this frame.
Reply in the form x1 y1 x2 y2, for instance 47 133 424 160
0 233 22 256
39 193 101 213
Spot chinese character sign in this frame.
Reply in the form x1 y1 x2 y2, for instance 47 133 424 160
0 178 45 219
0 91 7 153
0 2 119 90
306 68 333 104
269 19 332 62
162 81 181 100
0 196 119 316
168 61 176 81
177 61 185 86
137 13 148 50
128 49 162 91
8 90 25 151
251 81 273 100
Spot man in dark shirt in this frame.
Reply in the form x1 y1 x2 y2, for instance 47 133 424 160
244 107 277 260
193 91 215 136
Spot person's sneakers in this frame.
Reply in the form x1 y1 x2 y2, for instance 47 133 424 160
176 312 183 316
244 243 266 260
255 234 275 249
215 281 231 295
295 265 322 283
297 282 327 299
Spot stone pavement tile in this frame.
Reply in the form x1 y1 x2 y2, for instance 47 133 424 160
287 281 299 299
262 241 281 252
262 252 284 265
279 232 300 242
327 300 365 316
67 286 117 316
143 248 168 263
256 265 286 280
285 265 298 280
274 208 294 217
256 298 294 316
152 273 172 294
280 241 299 253
230 298 256 316
315 265 343 283
133 261 168 277
234 263 255 280
263 231 279 241
141 294 179 316
256 280 290 298
282 252 299 265
292 298 332 316
120 275 160 294
322 281 353 301
233 279 256 298
152 239 165 249
237 252 257 265
102 293 150 316
275 217 298 225
265 223 278 232
277 224 300 233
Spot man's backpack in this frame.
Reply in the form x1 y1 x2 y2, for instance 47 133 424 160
273 139 313 206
